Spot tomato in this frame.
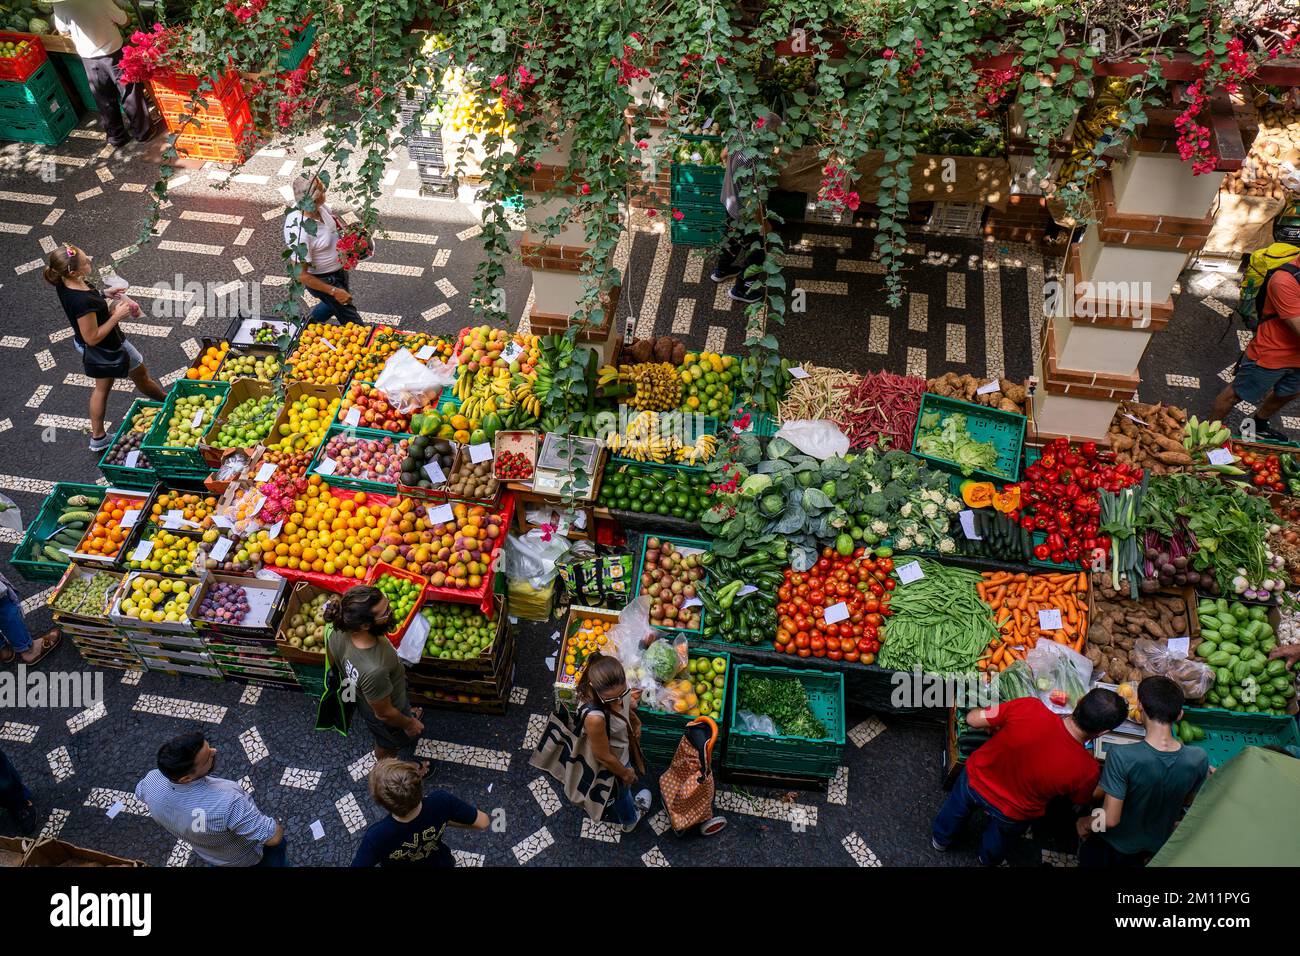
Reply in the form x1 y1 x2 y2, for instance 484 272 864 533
880 558 893 572
816 558 831 572
862 652 876 665
883 579 896 591
827 650 843 661
865 613 882 627
864 598 880 612
777 586 792 602
845 651 860 663
869 582 884 596
797 647 811 658
809 589 824 605
839 637 855 653
810 636 825 652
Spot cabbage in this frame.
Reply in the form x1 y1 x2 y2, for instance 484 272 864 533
643 640 681 683
740 473 773 498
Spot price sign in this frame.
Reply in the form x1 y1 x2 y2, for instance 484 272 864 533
823 601 850 624
788 366 810 379
1207 447 1235 466
1123 414 1150 428
322 337 337 351
268 521 283 540
211 514 234 529
682 597 703 609
422 460 446 485
427 503 454 525
896 561 924 585
469 442 494 464
256 462 277 482
131 539 154 562
316 458 337 476
701 117 714 130
163 509 185 530
959 509 981 540
106 800 125 820
416 345 436 360
737 585 759 597
190 408 205 429
976 380 1001 396
1038 608 1063 630
1167 636 1190 659
211 537 233 562
120 509 140 529
344 407 362 427
124 450 141 468
502 341 523 363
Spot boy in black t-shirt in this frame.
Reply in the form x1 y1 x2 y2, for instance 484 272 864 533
351 759 488 867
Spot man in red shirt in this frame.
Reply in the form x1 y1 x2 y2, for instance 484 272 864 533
932 690 1127 865
1210 255 1300 442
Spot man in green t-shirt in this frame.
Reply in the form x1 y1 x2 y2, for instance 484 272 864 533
1076 676 1210 866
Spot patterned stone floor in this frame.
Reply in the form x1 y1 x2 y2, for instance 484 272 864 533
0 105 1241 868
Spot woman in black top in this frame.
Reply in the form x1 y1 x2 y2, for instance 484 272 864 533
45 244 165 452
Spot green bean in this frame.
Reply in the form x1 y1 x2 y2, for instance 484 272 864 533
879 559 999 674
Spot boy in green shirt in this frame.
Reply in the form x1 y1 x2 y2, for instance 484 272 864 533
1076 676 1210 866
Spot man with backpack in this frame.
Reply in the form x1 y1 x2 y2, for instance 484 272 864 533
1209 244 1300 441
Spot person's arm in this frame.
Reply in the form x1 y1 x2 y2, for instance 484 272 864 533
349 831 381 867
368 694 423 736
583 712 634 784
1267 644 1300 666
105 0 127 27
442 793 490 830
296 264 352 304
964 707 993 729
226 795 279 850
448 809 491 830
77 308 126 347
263 822 284 846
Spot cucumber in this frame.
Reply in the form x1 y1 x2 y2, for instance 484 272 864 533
59 520 86 532
41 545 69 563
58 510 95 525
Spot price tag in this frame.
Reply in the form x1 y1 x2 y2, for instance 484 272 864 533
427 503 454 525
396 611 430 665
976 380 1001 396
131 539 154 562
1207 447 1235 466
211 514 234 529
256 462 277 482
309 820 326 841
502 341 524 363
823 601 850 624
959 509 981 540
120 509 140 529
1123 413 1150 428
268 521 283 540
322 337 337 351
316 458 337 476
1167 636 1190 659
190 408 205 429
788 366 810 379
682 597 703 609
416 344 436 360
469 442 493 464
124 450 141 468
163 509 185 529
737 585 759 597
1038 608 1063 631
701 117 714 130
211 537 233 562
422 460 446 485
896 561 924 585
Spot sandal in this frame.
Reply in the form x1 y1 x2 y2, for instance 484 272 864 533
411 706 424 719
0 646 14 665
20 630 61 667
417 760 432 779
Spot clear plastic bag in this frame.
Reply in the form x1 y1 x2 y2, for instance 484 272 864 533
1130 638 1215 699
605 597 688 701
1025 639 1094 712
736 710 778 735
774 419 849 460
374 348 456 413
501 529 571 590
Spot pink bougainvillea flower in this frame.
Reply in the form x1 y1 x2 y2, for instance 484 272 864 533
754 116 765 129
637 139 648 149
882 48 895 59
671 208 684 221
646 208 657 217
845 192 861 211
580 183 591 195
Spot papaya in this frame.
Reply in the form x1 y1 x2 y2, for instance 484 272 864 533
992 486 1020 513
960 481 995 508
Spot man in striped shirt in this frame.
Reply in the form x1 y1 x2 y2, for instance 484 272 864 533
135 732 287 867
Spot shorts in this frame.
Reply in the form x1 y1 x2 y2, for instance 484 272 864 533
361 704 415 752
1232 353 1300 405
73 338 144 376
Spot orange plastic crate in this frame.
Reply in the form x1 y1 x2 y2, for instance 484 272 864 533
366 561 429 645
161 98 252 139
175 132 249 163
0 33 47 82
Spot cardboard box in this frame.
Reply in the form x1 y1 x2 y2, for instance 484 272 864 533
275 582 331 664
187 572 288 638
20 837 143 868
200 377 281 466
554 604 621 707
109 573 201 634
47 564 125 626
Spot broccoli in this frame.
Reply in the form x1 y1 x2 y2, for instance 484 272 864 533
862 492 888 516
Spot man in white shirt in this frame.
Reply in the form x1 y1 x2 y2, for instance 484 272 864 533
284 174 363 324
51 0 154 148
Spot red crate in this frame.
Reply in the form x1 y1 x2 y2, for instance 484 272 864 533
365 561 429 645
0 33 47 82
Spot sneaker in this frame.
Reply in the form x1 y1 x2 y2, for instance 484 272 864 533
728 281 762 305
1250 418 1291 443
709 265 741 283
89 432 113 453
621 808 645 834
931 836 949 852
634 789 653 813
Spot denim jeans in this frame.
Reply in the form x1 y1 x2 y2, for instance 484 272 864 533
307 269 362 324
0 593 34 654
257 839 290 867
605 767 639 826
0 749 31 819
932 768 1031 866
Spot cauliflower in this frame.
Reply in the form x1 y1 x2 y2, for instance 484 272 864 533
895 535 914 551
922 502 939 519
945 498 962 513
937 536 957 554
913 532 930 548
900 520 919 536
870 519 890 536
900 502 914 518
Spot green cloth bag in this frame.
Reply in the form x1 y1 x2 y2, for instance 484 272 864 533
314 623 355 736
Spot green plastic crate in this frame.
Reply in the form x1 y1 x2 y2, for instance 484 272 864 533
637 649 730 735
725 664 846 778
144 380 230 475
670 133 725 188
10 483 106 583
50 52 96 112
670 219 726 248
610 414 721 474
1181 706 1300 767
632 534 711 635
672 199 728 226
307 423 413 493
277 21 318 71
99 399 163 489
912 393 1026 484
0 60 63 107
671 181 723 205
0 89 75 145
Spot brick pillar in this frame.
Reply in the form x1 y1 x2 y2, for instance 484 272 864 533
1031 142 1224 441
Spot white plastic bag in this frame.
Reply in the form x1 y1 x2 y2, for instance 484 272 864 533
501 529 571 590
102 274 141 317
775 419 849 459
1025 639 1094 712
374 349 456 413
736 710 778 735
